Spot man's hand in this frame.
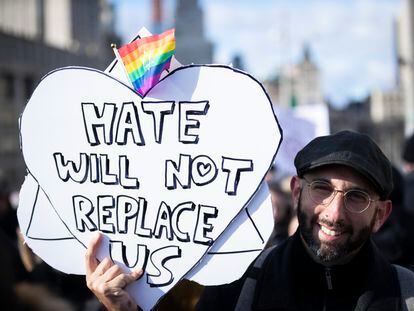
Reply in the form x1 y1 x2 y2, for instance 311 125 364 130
85 233 143 311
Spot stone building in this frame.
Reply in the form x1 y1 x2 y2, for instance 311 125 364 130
276 45 324 108
0 0 118 190
174 0 213 64
370 89 405 166
397 0 414 136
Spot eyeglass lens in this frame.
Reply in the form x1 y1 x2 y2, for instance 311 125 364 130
308 180 370 213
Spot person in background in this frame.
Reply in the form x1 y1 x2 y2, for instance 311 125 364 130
0 177 19 242
265 167 296 248
85 131 414 311
399 134 414 271
372 166 411 267
402 133 414 216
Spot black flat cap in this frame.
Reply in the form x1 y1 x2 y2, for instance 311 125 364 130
294 130 393 200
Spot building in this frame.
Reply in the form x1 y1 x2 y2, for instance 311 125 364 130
329 98 372 135
174 0 213 64
231 53 245 71
356 2 411 167
276 45 324 108
0 0 118 190
370 89 404 123
397 0 414 137
369 89 405 166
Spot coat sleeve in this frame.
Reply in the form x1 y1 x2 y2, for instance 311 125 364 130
196 278 244 311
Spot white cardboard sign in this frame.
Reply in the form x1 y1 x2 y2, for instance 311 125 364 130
18 64 281 310
18 173 274 309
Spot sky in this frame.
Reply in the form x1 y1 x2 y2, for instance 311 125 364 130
111 0 402 108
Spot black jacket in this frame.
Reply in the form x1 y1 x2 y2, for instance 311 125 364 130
197 231 401 311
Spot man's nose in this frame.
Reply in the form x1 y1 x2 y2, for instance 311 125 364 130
323 191 347 221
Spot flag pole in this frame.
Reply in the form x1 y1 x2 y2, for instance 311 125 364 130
111 43 134 89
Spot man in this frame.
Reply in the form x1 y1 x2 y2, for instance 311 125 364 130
400 134 414 270
402 133 414 216
86 130 414 310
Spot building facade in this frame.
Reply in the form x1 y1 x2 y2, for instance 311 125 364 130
397 0 414 137
0 0 118 190
174 0 213 65
370 89 405 166
276 45 324 108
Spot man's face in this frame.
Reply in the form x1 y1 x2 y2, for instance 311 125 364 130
291 165 391 265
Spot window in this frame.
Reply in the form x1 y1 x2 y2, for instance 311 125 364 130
0 73 15 100
24 76 35 100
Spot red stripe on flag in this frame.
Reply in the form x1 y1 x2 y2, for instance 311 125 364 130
118 29 175 58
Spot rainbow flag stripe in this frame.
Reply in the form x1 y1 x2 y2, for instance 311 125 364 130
118 28 175 96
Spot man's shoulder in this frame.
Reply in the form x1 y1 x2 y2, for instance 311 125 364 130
195 239 293 311
261 234 297 268
394 264 414 287
393 265 414 311
405 172 414 185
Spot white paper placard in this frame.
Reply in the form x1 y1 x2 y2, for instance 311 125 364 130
18 62 281 310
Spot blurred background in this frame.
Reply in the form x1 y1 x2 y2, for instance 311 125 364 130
2 0 414 310
0 0 412 191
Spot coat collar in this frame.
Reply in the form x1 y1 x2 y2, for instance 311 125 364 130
253 231 400 311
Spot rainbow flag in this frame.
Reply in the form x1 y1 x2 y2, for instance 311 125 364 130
117 28 175 96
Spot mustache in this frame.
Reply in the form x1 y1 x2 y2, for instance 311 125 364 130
317 218 352 233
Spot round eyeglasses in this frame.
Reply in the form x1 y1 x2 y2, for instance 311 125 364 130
302 178 378 213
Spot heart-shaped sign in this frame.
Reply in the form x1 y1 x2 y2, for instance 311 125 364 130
19 64 280 309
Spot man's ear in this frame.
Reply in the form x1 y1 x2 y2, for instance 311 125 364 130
290 175 302 207
372 200 392 233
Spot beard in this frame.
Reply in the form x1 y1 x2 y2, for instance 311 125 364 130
297 192 377 263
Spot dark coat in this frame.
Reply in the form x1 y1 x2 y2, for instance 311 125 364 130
197 231 401 311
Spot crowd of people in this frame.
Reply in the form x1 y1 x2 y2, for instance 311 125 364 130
2 129 414 310
0 180 99 309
